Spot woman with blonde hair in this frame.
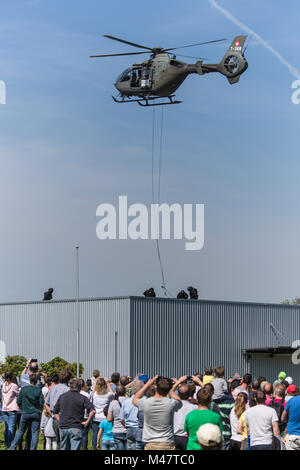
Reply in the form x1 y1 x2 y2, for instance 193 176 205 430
90 377 114 450
229 392 248 450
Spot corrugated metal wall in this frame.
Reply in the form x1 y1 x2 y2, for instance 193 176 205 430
1 296 300 383
130 297 300 383
0 297 131 378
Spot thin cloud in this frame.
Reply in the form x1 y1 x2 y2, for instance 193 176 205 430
209 0 300 80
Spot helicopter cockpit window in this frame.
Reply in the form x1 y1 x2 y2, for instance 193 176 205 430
118 68 131 83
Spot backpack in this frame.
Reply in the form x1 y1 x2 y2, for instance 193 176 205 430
267 398 285 433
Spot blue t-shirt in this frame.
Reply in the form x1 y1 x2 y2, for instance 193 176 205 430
285 395 300 435
99 418 114 441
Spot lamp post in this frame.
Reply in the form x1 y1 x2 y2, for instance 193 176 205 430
76 246 80 377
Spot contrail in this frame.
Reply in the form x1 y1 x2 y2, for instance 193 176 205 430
209 0 300 80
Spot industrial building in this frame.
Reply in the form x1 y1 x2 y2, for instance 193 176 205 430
0 296 300 382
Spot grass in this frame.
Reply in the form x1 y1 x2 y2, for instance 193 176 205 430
0 420 94 451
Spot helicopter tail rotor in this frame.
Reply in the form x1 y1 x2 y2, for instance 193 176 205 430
195 36 248 84
219 36 248 83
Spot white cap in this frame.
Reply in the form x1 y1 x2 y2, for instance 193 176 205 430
196 423 222 449
285 376 293 385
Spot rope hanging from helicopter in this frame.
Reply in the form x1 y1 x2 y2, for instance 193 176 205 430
151 106 173 298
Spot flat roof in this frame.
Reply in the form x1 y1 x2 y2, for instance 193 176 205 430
0 295 300 308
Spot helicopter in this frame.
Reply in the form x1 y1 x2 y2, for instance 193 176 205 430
91 34 248 106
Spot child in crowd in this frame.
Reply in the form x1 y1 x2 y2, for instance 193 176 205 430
203 367 214 385
273 371 286 386
40 404 57 450
96 405 115 450
212 366 228 400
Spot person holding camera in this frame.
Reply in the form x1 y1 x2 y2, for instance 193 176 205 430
173 376 199 450
20 358 41 388
132 375 185 451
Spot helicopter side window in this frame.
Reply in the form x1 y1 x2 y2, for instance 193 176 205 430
119 68 131 82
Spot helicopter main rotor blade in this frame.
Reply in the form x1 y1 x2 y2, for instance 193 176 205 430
103 35 153 51
90 51 148 58
164 38 227 52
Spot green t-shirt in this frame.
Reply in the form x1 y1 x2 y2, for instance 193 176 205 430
184 409 223 450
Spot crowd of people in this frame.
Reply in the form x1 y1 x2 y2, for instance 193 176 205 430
0 358 300 451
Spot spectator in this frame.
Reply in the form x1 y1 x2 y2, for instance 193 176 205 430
42 376 53 400
90 377 114 450
212 384 235 449
285 384 298 403
91 370 100 388
110 373 120 393
245 390 280 450
232 374 252 401
203 367 214 385
86 379 92 393
202 383 221 415
20 358 41 388
1 370 19 448
133 375 185 451
263 383 273 405
212 366 228 400
184 387 223 450
97 405 115 450
229 392 248 450
120 376 130 387
273 371 286 386
53 378 95 450
136 386 155 451
173 382 198 450
282 391 300 450
45 368 72 449
267 383 286 433
40 404 57 450
9 374 44 450
107 385 128 450
78 379 91 450
119 380 144 450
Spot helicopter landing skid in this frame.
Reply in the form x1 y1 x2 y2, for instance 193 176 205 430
112 95 182 106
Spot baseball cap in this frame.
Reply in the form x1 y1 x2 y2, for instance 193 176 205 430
287 385 297 394
285 376 293 385
196 423 222 449
278 371 286 380
138 375 149 383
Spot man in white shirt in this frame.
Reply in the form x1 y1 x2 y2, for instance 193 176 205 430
173 383 197 450
246 390 280 450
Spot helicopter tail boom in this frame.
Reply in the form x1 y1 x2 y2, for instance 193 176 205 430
195 35 248 84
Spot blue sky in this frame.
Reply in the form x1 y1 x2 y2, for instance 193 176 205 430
0 0 300 303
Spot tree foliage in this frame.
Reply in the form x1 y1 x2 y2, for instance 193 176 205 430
0 355 27 377
282 298 300 305
39 356 84 377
